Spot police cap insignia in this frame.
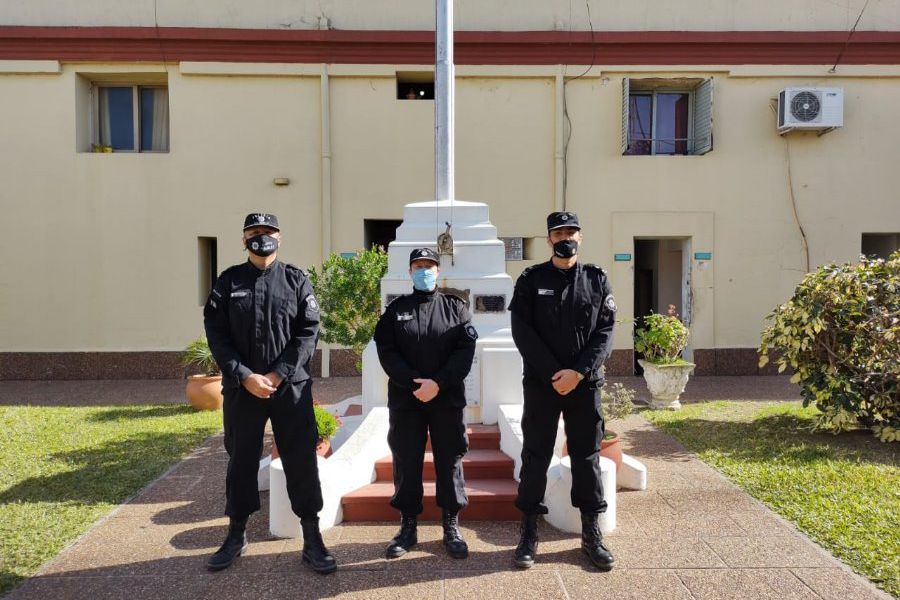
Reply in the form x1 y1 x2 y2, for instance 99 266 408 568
243 213 280 231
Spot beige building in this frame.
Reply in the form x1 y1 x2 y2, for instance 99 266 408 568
1 1 899 378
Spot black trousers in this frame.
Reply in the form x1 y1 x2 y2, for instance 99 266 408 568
222 379 323 520
387 405 469 516
515 382 607 516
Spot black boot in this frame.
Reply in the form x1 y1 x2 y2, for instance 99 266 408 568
207 517 249 571
581 512 615 571
513 514 539 569
301 517 337 574
386 514 418 558
441 510 468 559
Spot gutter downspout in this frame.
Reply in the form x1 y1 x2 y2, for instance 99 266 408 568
555 66 565 213
320 64 332 377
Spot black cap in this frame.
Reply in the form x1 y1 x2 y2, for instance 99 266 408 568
243 213 280 231
409 247 440 266
547 211 581 231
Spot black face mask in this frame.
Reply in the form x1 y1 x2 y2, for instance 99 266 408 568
552 239 579 258
246 234 279 257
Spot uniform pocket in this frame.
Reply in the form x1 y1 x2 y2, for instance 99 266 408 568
228 292 253 319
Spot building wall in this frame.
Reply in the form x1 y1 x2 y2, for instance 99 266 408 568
1 2 899 376
2 60 899 364
4 0 900 32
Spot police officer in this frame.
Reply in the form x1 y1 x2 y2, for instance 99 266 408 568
509 211 616 571
373 248 478 559
203 213 336 575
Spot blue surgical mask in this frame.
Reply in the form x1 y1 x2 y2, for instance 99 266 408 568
412 268 437 291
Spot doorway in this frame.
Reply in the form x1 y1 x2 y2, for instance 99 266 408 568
633 237 692 374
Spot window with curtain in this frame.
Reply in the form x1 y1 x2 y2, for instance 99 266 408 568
95 85 169 152
621 78 714 156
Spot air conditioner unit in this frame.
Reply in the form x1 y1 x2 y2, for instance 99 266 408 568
777 87 843 134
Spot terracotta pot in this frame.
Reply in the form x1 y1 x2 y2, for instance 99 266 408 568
271 439 332 459
561 431 623 472
185 375 223 411
316 439 332 458
600 433 623 472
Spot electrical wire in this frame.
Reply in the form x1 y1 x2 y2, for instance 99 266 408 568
829 0 874 72
770 102 811 273
562 0 597 210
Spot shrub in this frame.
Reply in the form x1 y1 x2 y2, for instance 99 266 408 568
313 401 342 442
601 382 636 421
758 252 900 441
308 247 388 372
634 309 690 365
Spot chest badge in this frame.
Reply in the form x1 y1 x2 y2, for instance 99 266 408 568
537 289 555 296
230 290 249 298
396 312 414 321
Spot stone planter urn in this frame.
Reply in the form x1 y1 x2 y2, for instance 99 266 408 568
185 374 223 411
638 359 695 410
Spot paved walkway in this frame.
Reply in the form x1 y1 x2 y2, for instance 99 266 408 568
5 377 888 600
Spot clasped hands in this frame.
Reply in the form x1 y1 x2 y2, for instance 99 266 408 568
242 372 284 398
412 378 439 403
551 369 584 396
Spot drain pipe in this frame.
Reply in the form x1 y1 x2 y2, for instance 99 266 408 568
320 64 332 377
555 66 565 212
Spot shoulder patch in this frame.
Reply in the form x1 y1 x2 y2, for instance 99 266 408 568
464 324 479 341
604 294 617 312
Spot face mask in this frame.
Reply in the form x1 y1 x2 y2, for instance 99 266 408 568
412 268 437 291
553 239 579 258
246 234 279 257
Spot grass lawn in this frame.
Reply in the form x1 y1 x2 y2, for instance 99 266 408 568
0 405 222 597
645 401 899 598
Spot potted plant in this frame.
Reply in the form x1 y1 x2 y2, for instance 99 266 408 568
599 382 635 471
635 305 694 410
562 381 635 472
180 336 224 411
271 401 343 459
313 401 342 456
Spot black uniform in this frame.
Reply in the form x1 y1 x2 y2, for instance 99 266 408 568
509 260 616 515
373 289 478 516
204 259 323 520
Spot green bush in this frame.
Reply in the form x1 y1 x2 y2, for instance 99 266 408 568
180 336 219 376
601 382 636 421
313 402 341 442
308 246 388 372
758 252 900 442
634 312 690 364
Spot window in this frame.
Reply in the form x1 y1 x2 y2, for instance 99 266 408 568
862 233 899 259
93 85 169 152
622 78 713 156
198 237 218 306
396 72 434 100
364 219 402 251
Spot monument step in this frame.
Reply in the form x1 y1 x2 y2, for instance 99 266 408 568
428 424 500 451
374 449 514 482
341 479 520 521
